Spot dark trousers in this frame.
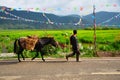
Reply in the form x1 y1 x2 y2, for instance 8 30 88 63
66 50 80 61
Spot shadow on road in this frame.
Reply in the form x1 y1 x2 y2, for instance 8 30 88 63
0 60 69 65
19 60 68 63
0 61 19 65
0 58 82 65
44 61 67 63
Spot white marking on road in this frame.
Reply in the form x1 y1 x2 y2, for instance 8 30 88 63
0 76 21 80
92 72 120 75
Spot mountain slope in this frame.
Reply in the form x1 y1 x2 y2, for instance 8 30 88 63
0 6 120 29
83 11 120 25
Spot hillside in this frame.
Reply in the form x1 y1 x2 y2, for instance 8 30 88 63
83 11 120 25
0 6 120 29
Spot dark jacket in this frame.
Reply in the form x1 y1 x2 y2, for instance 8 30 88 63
70 35 78 50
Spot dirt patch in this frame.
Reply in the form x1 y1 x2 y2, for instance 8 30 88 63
97 51 120 57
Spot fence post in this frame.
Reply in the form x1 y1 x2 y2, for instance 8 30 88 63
93 5 98 57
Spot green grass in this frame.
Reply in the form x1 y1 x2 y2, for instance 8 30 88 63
1 29 119 42
0 29 120 57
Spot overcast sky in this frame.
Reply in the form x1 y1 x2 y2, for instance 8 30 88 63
0 0 120 15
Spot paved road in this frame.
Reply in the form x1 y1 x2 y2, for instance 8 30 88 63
0 58 120 80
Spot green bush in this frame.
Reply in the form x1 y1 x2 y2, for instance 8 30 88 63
80 45 94 57
111 41 120 50
99 45 112 51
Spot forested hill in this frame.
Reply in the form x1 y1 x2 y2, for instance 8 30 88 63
0 6 120 29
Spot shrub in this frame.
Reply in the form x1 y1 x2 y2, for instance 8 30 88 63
99 45 114 51
111 41 120 50
80 45 94 57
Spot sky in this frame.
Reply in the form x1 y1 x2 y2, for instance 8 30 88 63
0 0 120 15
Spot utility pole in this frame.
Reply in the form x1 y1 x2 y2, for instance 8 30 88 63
93 5 98 56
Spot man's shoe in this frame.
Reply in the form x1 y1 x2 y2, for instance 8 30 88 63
76 60 79 62
76 59 82 62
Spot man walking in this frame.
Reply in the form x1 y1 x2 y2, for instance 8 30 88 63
66 30 80 62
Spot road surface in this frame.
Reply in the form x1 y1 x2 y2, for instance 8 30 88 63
0 57 120 80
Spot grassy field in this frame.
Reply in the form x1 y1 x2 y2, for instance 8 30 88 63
0 29 120 42
0 29 120 57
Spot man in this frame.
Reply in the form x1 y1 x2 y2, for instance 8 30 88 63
66 30 80 62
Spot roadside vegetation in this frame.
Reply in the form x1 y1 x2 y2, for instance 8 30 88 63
0 28 120 58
